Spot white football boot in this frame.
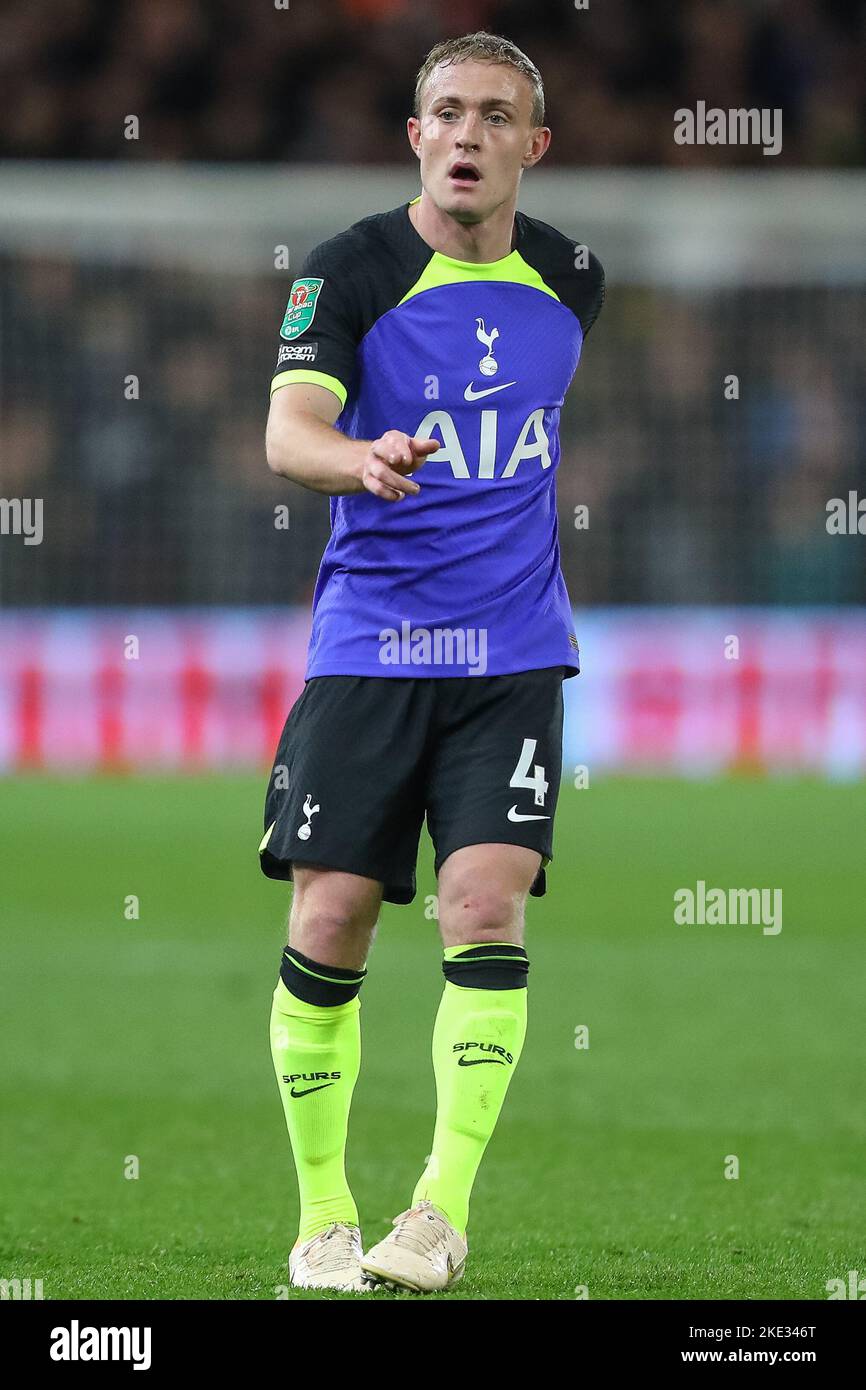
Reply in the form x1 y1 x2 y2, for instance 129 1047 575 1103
360 1200 468 1292
289 1222 371 1292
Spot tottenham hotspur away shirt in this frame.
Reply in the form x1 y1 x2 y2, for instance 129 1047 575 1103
270 200 604 680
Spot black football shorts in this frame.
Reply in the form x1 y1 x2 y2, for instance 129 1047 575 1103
259 666 569 904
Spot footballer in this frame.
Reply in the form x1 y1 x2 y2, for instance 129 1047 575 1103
261 31 604 1293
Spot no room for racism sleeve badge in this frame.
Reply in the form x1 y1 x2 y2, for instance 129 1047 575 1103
280 278 324 340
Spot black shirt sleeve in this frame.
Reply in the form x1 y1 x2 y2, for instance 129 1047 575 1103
516 212 605 340
575 250 605 338
271 235 362 408
544 244 605 339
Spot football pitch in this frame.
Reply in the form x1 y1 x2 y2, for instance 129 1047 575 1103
2 774 863 1301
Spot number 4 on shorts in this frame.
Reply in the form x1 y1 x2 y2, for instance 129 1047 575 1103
509 738 549 808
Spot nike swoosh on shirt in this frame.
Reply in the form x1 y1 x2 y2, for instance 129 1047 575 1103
463 380 517 401
290 1083 335 1098
507 806 551 822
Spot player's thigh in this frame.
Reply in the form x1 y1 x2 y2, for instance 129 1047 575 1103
436 842 541 948
289 864 383 970
426 665 566 900
261 674 433 906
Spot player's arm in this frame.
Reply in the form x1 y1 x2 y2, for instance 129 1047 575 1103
266 243 437 500
266 382 438 500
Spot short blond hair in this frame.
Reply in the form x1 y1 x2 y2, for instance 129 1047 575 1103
414 31 545 128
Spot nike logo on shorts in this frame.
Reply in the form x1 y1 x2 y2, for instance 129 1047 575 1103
507 806 550 822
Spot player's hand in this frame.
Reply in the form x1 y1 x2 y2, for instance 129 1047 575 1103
361 430 439 501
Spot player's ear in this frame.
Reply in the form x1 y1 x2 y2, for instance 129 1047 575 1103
407 116 422 159
522 126 551 168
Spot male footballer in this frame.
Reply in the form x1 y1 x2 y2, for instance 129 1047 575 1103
262 31 604 1293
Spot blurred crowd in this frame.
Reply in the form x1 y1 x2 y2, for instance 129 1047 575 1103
3 1 864 606
2 251 864 607
2 0 865 166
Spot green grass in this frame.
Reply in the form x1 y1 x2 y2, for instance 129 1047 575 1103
1 774 863 1300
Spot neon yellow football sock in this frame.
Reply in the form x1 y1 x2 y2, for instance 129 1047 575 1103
269 973 362 1244
412 943 528 1235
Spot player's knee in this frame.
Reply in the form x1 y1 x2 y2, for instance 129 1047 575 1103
440 886 521 941
292 904 357 944
290 902 372 960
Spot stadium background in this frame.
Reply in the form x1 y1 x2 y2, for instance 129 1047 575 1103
2 0 865 1301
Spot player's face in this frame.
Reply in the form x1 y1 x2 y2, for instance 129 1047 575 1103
409 60 550 226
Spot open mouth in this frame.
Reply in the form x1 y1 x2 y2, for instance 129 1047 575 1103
449 162 481 184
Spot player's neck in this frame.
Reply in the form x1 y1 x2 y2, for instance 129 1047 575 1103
409 193 517 264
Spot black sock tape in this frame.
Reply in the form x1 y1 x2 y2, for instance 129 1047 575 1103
280 946 367 1006
442 943 529 990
